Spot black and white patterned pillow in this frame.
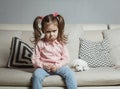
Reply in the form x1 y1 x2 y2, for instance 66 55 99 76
79 38 114 68
7 37 33 68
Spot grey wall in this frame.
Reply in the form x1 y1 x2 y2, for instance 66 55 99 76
0 0 120 24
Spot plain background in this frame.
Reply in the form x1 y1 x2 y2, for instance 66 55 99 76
0 0 120 24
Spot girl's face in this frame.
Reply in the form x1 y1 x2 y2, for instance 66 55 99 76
44 24 58 42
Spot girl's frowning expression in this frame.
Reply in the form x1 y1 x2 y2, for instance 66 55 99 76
44 24 58 42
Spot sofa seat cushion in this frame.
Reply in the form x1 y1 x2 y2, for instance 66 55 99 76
76 67 120 86
0 68 65 87
0 67 120 87
0 68 33 86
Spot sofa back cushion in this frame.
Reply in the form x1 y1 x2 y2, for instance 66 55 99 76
64 24 83 61
103 29 120 67
0 30 34 68
78 25 112 68
0 24 108 67
108 24 120 29
0 30 22 67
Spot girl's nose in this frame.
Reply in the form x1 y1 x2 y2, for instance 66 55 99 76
50 32 54 36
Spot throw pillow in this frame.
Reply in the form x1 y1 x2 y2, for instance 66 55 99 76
7 37 33 68
79 38 114 68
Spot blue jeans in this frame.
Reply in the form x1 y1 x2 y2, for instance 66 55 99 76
32 66 77 89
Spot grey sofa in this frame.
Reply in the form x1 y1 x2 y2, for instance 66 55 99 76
0 24 120 89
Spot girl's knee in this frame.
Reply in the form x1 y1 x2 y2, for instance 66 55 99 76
33 68 49 80
33 68 45 78
33 68 40 77
64 66 74 74
66 69 75 77
60 66 75 77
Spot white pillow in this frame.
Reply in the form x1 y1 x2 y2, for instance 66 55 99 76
103 29 120 66
79 38 114 68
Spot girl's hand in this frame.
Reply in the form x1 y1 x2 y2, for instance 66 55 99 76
43 64 58 72
43 64 52 72
51 65 57 72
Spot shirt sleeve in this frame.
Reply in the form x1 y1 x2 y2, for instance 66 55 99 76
55 44 70 68
31 43 43 68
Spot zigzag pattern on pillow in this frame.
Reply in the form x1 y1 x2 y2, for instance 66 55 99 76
79 38 114 68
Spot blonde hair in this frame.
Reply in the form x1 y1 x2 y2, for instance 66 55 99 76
33 13 67 45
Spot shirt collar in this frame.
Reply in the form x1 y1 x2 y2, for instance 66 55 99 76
45 39 59 46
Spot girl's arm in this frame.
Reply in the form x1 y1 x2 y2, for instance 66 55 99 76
31 44 43 68
55 45 70 68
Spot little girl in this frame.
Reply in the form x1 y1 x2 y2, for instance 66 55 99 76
31 12 77 89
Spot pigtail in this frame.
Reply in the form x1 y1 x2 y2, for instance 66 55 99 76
32 13 67 45
57 15 68 44
33 16 43 45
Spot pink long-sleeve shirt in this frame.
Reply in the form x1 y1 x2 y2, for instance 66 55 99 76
31 39 70 68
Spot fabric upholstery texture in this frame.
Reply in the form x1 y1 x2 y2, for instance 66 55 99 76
103 29 120 66
64 24 83 61
0 67 120 86
81 31 103 42
0 24 120 89
79 38 114 67
0 30 22 67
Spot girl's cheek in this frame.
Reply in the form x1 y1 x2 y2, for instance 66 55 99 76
47 34 50 37
46 34 50 39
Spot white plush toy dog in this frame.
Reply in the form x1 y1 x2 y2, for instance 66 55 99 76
72 59 90 72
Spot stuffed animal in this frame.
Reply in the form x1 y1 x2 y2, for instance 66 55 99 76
72 59 90 72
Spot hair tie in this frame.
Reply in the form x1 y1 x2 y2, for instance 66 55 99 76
53 12 58 17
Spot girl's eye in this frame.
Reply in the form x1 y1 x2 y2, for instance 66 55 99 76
53 30 56 32
45 29 57 33
46 30 56 33
46 31 51 33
